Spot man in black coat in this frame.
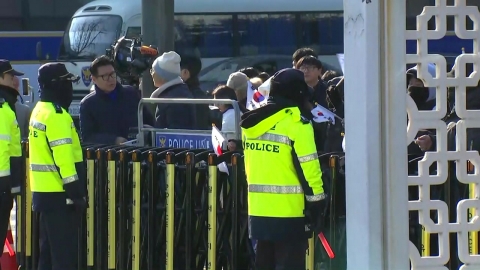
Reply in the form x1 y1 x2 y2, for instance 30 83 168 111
79 56 154 144
150 51 196 129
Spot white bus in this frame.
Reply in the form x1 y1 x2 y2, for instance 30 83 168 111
45 0 344 115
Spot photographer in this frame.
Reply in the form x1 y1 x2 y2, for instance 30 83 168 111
79 56 154 145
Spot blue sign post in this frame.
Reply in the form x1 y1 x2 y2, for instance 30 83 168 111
155 132 212 149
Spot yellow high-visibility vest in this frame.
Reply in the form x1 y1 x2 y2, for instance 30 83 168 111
29 102 83 193
242 106 325 218
0 98 21 178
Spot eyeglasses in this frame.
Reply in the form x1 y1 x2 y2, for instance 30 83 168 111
299 66 318 72
97 72 117 81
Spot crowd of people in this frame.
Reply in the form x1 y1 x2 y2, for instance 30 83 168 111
3 41 471 268
0 45 347 269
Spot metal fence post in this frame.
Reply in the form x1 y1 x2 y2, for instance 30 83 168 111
131 150 142 270
466 160 478 255
24 140 33 270
95 148 107 269
146 150 158 270
185 152 195 269
85 148 96 269
207 153 218 270
106 149 117 269
165 152 175 269
231 153 240 270
306 237 314 270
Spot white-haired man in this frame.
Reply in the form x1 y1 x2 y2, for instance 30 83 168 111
150 51 196 129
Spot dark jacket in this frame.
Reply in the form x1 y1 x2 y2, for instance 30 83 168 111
79 83 154 144
312 80 328 108
188 85 211 130
151 77 196 129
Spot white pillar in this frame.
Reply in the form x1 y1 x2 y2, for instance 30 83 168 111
344 0 409 269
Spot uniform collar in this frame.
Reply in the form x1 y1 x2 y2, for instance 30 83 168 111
0 84 19 104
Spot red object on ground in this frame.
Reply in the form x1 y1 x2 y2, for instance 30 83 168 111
318 232 335 259
0 225 18 270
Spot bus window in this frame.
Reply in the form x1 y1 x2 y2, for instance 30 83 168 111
198 60 239 82
299 13 343 55
59 15 122 60
175 15 233 58
237 14 296 55
126 27 141 39
253 61 278 75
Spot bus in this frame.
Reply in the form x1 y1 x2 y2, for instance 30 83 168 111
40 0 474 116
40 0 344 116
0 31 63 100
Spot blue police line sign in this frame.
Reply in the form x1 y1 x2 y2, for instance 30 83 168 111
155 132 212 149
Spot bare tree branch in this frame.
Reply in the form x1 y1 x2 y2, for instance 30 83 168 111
71 19 107 56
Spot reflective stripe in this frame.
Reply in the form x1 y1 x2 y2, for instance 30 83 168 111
63 174 79 184
0 170 10 177
71 122 75 128
305 193 327 202
11 187 20 193
249 184 327 202
255 133 291 146
249 184 303 194
30 164 57 172
31 121 46 131
298 153 319 163
49 138 72 147
0 134 10 141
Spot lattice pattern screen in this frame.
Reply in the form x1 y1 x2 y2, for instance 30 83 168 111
407 0 480 269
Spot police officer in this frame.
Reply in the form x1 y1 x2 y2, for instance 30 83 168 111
0 60 23 267
240 68 327 269
29 63 86 270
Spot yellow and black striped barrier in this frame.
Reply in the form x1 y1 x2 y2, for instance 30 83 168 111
15 142 347 270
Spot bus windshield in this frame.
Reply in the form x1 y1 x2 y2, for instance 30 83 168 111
58 15 122 61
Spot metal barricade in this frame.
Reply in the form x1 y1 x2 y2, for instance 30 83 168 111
16 141 353 270
136 98 242 146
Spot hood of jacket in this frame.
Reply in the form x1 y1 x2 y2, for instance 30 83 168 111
240 97 301 139
406 63 436 102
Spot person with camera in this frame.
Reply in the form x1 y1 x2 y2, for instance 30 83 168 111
240 68 327 269
79 56 154 144
29 63 86 270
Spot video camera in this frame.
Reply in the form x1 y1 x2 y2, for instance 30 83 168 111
106 36 159 87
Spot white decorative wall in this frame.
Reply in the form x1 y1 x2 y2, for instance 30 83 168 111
407 0 480 269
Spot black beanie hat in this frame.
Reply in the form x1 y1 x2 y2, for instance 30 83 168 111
269 68 311 105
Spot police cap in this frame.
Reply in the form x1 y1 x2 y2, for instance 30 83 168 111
38 63 79 84
0 59 24 76
269 68 311 103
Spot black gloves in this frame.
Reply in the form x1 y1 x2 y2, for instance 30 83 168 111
63 175 87 214
10 156 23 195
305 195 328 234
72 198 87 214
